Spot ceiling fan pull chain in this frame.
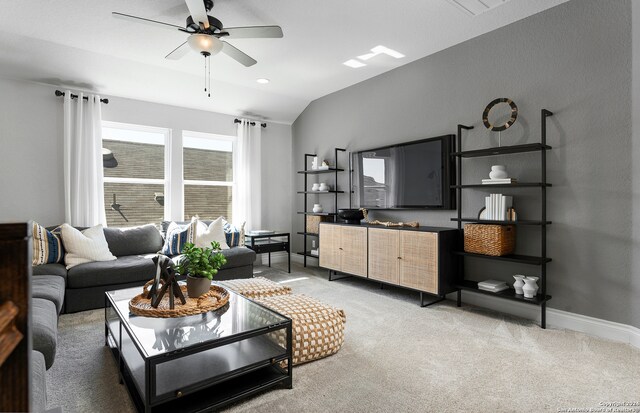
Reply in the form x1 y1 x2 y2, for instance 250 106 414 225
208 55 211 98
204 56 207 93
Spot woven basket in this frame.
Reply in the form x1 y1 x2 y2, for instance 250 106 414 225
129 281 229 318
306 216 331 234
464 224 515 256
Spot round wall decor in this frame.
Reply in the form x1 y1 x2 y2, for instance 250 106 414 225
482 98 518 132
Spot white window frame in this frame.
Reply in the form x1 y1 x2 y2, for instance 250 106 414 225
181 130 236 220
101 121 172 221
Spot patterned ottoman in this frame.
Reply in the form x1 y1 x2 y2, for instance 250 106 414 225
255 294 346 366
219 276 292 298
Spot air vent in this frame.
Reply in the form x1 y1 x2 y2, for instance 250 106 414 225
445 0 511 16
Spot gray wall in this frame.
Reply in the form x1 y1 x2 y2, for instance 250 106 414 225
0 77 293 234
292 0 637 328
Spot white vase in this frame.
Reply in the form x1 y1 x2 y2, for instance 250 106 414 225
312 204 323 213
489 165 508 180
311 183 320 191
513 275 525 295
319 182 329 191
522 276 539 298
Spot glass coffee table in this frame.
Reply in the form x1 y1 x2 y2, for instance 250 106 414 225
105 284 292 413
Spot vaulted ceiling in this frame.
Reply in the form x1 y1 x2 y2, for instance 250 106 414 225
0 0 568 123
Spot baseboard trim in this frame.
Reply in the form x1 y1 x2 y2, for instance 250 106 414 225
447 290 640 349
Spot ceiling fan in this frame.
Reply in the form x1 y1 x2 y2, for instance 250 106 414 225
112 0 283 67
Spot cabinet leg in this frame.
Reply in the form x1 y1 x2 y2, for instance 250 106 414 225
328 270 333 281
380 283 384 290
420 292 445 308
456 290 462 307
541 302 546 329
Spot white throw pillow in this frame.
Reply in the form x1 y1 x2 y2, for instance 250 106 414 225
61 224 117 269
195 217 229 250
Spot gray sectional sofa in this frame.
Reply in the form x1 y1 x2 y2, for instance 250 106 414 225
29 222 256 410
33 223 256 313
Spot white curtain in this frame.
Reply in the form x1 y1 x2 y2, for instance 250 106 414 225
232 120 262 231
63 91 107 227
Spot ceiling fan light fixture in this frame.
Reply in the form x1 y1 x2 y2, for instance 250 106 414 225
187 34 223 55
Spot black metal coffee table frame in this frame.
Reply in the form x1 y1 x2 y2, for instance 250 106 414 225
105 287 292 413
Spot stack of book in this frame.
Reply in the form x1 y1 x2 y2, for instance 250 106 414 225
483 194 513 221
482 178 517 185
478 280 509 293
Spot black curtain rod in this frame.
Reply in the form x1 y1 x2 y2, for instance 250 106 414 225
234 118 266 128
55 90 109 104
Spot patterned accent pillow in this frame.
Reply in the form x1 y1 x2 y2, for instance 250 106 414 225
223 220 246 247
32 222 65 266
162 218 197 256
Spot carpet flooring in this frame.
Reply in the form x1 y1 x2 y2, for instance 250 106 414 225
47 263 640 413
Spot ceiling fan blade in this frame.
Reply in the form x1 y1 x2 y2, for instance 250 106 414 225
223 25 284 39
221 42 257 67
165 41 191 60
112 12 184 32
184 0 210 29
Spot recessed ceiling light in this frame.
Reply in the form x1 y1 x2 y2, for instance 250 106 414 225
358 45 405 61
343 59 367 68
256 78 270 84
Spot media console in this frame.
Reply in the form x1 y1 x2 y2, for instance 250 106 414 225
318 222 459 306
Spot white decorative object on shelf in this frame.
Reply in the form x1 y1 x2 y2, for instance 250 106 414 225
477 279 509 293
522 276 539 298
513 275 525 295
311 156 319 170
319 182 329 191
489 165 509 180
312 204 323 213
311 183 320 191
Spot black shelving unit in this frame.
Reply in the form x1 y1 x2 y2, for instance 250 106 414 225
453 109 553 328
297 148 347 267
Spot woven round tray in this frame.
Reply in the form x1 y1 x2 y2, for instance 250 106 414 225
129 280 230 318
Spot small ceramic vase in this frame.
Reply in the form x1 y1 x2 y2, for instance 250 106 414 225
319 182 329 191
522 276 539 298
311 183 320 191
513 275 526 295
489 165 508 180
312 204 323 213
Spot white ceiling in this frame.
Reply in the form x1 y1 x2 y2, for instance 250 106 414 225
0 0 568 124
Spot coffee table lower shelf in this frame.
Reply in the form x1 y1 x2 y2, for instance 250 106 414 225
108 335 291 413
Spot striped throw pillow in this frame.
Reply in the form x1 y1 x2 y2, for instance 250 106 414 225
223 220 246 247
32 222 64 266
162 218 198 256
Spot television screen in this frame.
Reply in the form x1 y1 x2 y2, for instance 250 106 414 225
351 135 454 209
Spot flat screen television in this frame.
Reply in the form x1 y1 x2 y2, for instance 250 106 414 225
351 135 455 209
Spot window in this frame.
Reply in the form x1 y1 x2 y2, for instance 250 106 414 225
182 131 234 221
102 122 169 227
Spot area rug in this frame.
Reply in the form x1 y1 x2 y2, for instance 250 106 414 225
47 264 640 412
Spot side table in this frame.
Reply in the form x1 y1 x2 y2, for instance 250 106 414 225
245 232 291 273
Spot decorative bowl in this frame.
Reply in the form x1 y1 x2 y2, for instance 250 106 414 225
338 209 364 224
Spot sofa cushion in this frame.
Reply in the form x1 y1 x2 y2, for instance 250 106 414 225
103 224 164 257
171 246 255 271
32 298 57 370
32 350 47 413
223 219 245 247
32 263 67 281
32 222 64 265
61 224 116 269
32 275 66 314
162 219 197 256
195 217 229 250
66 254 157 289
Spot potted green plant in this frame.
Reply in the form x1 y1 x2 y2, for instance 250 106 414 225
176 241 227 298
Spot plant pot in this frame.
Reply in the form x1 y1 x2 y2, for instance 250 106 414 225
186 275 211 298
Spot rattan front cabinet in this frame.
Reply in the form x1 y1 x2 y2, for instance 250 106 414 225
320 223 458 306
319 224 367 277
369 229 438 294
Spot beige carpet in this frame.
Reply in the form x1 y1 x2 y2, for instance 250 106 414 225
47 263 640 413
